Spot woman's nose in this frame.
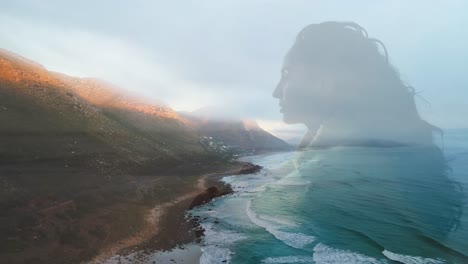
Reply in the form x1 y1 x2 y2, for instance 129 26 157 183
273 81 283 99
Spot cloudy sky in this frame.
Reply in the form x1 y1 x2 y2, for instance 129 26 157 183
1 1 467 140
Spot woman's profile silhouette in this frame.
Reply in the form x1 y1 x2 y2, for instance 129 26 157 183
273 21 440 148
272 21 466 262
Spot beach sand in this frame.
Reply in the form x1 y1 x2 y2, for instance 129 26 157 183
89 165 244 264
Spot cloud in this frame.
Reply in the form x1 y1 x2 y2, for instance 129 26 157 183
0 13 287 123
0 14 234 109
1 0 467 141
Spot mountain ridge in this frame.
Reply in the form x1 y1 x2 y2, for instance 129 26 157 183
1 48 220 263
181 109 292 154
0 48 290 263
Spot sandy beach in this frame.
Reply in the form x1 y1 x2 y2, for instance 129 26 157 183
89 166 245 264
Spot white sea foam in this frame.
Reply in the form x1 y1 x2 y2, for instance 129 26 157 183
199 152 314 261
200 246 232 264
258 215 297 227
262 255 315 263
382 250 445 264
239 151 297 168
201 222 245 245
222 173 275 193
199 222 245 264
246 200 315 249
313 243 386 264
272 177 311 186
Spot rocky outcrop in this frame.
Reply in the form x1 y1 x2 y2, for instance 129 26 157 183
188 186 233 209
188 162 262 209
238 162 263 174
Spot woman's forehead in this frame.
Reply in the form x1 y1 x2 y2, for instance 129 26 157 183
281 60 322 75
283 46 321 70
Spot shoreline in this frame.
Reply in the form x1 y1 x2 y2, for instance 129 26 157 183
89 165 248 264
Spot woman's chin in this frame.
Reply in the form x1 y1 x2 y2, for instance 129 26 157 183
282 114 300 124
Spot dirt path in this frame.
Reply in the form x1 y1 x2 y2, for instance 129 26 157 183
88 176 208 264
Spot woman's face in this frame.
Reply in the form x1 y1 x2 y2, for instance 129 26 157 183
273 60 335 127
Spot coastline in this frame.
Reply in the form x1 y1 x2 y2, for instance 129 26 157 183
89 176 206 263
89 164 249 264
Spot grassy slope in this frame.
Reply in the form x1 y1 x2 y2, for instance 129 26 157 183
0 49 226 263
183 116 292 153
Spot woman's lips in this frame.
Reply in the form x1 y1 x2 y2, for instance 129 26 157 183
279 101 285 113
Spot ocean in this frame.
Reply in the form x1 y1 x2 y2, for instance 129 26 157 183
192 129 468 264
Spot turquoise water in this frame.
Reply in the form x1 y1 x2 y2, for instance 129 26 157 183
192 129 468 264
